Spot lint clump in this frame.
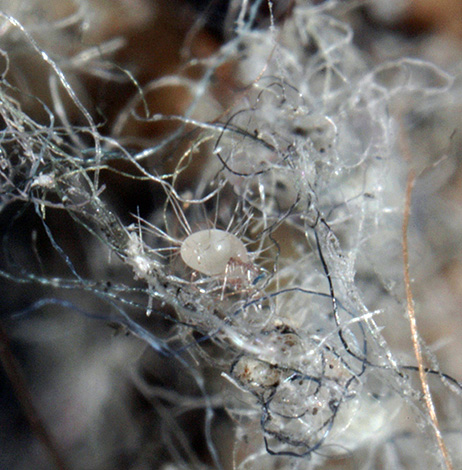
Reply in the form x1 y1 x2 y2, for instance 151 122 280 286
170 2 462 469
1 1 462 470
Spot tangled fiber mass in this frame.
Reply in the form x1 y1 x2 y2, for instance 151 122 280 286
1 1 462 469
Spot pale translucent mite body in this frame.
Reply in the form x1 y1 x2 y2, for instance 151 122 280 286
180 229 250 276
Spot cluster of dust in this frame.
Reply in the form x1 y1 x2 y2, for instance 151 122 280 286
0 1 462 469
